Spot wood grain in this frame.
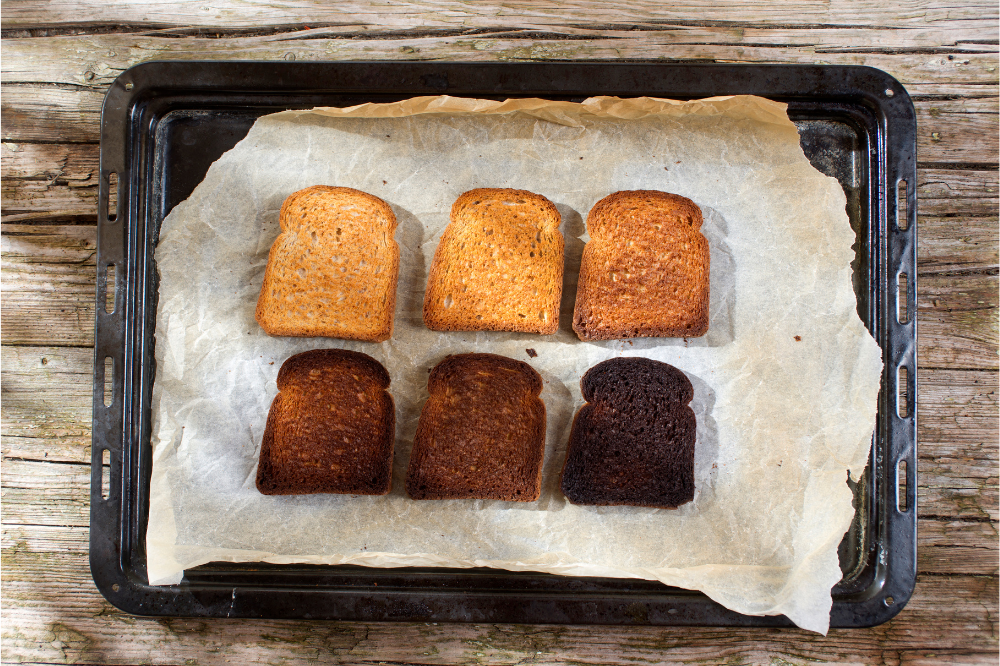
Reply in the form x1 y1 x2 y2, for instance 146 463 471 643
918 169 999 219
917 520 999 575
918 368 998 521
1 520 997 666
1 143 99 222
2 343 993 522
1 193 996 354
2 0 997 30
1 224 97 347
916 96 1000 164
1 459 91 528
918 274 998 370
0 85 104 144
919 217 999 276
3 33 1000 90
1 3 996 663
1 345 94 464
4 142 995 223
2 35 999 149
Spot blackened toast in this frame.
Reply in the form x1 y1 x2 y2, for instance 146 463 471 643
560 357 696 508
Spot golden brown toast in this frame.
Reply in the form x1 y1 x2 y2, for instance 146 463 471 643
423 188 564 334
573 190 709 340
256 186 399 342
256 349 395 496
405 353 546 501
560 357 696 508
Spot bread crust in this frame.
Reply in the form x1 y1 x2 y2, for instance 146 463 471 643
573 190 709 340
560 357 696 508
256 185 400 342
405 353 546 501
256 349 395 496
423 188 564 334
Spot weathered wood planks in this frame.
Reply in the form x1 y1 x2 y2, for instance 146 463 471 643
0 516 997 665
3 35 998 157
1 3 996 664
3 343 995 524
2 0 997 31
1 345 95 464
1 143 100 222
2 232 997 366
3 142 995 223
1 225 97 347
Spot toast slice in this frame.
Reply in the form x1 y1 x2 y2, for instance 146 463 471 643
573 190 709 340
560 357 696 508
256 185 399 342
405 353 546 501
256 349 395 496
423 188 564 334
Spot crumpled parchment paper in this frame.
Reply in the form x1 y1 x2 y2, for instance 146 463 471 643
147 95 883 634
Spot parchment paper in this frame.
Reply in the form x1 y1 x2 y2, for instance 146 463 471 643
148 95 883 634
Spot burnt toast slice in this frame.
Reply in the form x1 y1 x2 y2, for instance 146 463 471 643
560 357 696 508
256 349 395 495
406 353 546 501
573 190 709 340
256 185 400 342
423 188 564 334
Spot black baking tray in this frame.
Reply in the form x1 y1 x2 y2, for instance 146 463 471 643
92 62 917 626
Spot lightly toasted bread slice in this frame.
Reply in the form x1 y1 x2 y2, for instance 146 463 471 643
560 357 696 508
406 353 546 501
423 188 564 334
256 186 400 342
256 349 395 496
573 190 709 341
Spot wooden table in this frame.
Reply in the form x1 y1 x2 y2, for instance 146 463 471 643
2 3 997 664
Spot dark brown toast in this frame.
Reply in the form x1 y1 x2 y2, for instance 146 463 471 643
423 188 564 334
255 185 400 342
256 349 395 495
405 353 546 501
560 357 696 508
573 190 709 340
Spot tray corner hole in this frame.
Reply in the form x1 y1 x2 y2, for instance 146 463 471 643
896 178 908 231
103 356 114 408
104 264 116 314
896 366 909 419
106 172 119 223
897 272 909 324
101 448 111 500
896 459 908 512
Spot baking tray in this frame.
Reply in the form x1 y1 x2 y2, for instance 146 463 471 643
92 62 917 626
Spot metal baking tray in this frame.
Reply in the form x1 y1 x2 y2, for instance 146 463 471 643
92 62 917 626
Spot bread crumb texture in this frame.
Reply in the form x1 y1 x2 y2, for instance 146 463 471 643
256 349 395 495
423 188 564 334
406 353 546 501
573 190 709 340
256 186 400 342
560 357 696 508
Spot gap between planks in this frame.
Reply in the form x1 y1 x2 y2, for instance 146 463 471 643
4 146 996 221
2 84 997 162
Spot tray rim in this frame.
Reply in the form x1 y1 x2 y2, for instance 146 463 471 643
91 60 918 627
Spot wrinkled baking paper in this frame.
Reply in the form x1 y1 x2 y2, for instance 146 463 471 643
148 95 883 634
